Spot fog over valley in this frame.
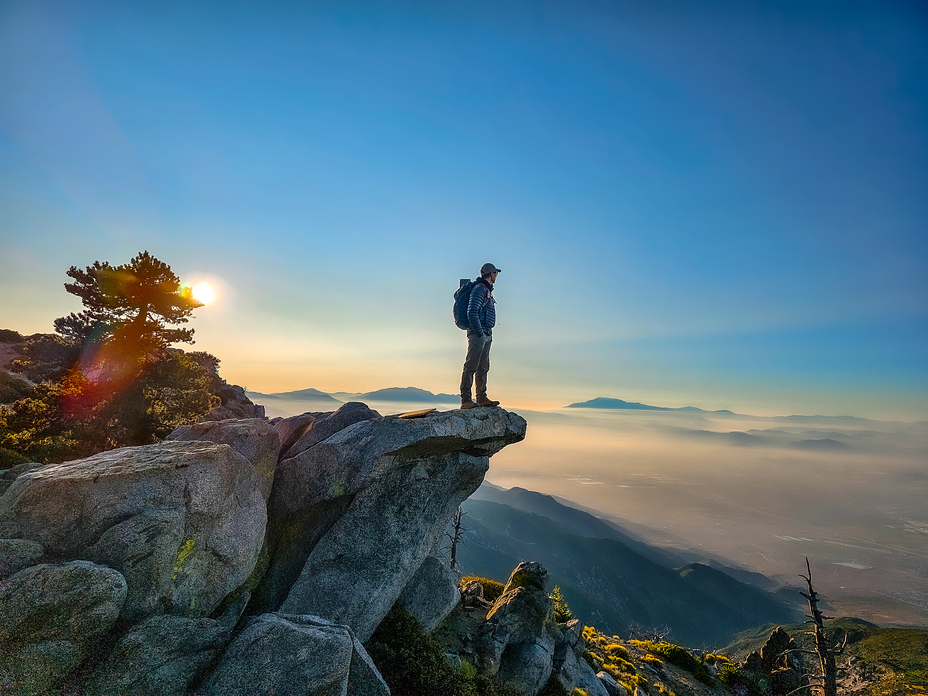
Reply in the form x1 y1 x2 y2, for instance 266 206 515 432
486 407 928 627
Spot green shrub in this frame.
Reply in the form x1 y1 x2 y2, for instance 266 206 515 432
461 660 477 679
366 604 526 696
642 654 664 669
644 642 716 687
718 662 741 686
461 576 506 603
0 446 29 469
0 329 24 343
604 643 630 660
550 586 573 623
0 372 33 404
582 650 603 670
9 334 79 383
604 657 636 675
538 677 569 696
653 683 675 696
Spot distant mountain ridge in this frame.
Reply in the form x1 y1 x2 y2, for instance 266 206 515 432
247 386 457 403
248 388 341 403
563 397 910 423
566 396 734 413
357 387 458 402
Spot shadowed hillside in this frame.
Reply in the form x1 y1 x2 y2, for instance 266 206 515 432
456 498 801 647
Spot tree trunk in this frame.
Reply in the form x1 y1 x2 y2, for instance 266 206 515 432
800 558 838 696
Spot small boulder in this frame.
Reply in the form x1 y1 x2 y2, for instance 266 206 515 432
399 555 461 633
166 417 281 501
272 412 321 460
84 613 235 696
560 619 583 650
497 639 556 695
280 402 380 460
552 639 610 696
461 579 490 608
0 538 43 579
302 614 391 696
598 671 628 696
0 561 127 695
203 613 354 696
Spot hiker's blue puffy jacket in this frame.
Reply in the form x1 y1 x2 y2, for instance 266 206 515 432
467 278 496 336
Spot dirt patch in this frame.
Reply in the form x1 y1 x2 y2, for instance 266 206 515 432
0 343 20 370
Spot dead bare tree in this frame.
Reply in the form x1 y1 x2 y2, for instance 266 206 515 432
627 622 673 642
797 557 845 696
443 507 467 571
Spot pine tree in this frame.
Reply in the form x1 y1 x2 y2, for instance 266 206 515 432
550 585 573 623
54 251 202 353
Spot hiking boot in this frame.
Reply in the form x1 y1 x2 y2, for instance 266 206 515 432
476 396 500 407
461 399 479 410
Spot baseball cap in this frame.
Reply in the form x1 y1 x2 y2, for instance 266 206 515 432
481 263 502 275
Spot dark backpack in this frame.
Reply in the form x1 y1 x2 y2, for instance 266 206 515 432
453 279 475 330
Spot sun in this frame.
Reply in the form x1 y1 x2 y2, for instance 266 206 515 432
191 282 216 305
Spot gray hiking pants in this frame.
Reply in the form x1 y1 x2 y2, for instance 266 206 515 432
460 331 492 400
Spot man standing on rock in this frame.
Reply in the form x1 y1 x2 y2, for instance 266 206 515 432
461 262 501 409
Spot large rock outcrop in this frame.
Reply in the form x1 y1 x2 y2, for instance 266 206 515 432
741 626 806 696
0 403 527 695
435 561 608 696
477 561 558 694
0 440 266 620
249 402 384 612
202 613 388 696
274 408 526 641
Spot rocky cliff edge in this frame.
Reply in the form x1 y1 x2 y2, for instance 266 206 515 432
0 404 526 696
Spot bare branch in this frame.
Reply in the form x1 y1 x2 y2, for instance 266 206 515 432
782 683 819 696
834 632 848 655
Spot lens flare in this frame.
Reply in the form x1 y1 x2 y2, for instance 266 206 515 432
192 282 216 305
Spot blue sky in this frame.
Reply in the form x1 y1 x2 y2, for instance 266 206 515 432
1 1 926 418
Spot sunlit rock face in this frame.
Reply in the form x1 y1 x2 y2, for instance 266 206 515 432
0 440 266 621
